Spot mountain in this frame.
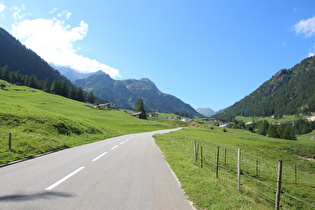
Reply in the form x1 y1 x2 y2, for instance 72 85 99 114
0 27 69 84
75 74 202 117
214 56 315 120
196 108 215 117
51 64 104 81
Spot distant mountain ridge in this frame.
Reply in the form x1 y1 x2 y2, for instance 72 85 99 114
214 56 315 120
196 108 216 117
74 73 202 117
51 64 105 81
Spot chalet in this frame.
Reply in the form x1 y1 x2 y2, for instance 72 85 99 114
181 117 193 123
149 113 159 118
167 117 180 120
132 111 147 119
202 118 225 122
97 103 115 109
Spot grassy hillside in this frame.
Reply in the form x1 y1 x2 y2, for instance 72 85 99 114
214 56 315 120
235 115 300 123
0 80 174 165
155 126 315 209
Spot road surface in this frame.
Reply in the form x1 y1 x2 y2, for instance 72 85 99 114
0 128 194 209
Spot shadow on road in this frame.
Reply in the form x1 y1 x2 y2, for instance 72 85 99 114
0 191 73 202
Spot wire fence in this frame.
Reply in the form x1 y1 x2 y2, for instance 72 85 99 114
192 141 315 209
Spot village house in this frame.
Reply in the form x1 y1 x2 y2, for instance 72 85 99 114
149 113 159 118
132 111 147 119
97 102 115 109
202 118 225 122
166 116 180 120
181 117 193 123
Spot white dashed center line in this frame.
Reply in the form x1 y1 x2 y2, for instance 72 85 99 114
92 152 108 162
111 145 118 150
45 137 134 190
45 167 85 191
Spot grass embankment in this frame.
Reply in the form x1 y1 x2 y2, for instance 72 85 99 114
0 80 174 165
235 115 300 123
155 127 315 209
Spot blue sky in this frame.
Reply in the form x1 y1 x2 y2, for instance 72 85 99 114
1 0 315 111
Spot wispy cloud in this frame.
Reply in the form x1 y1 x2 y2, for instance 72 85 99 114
12 5 26 21
57 10 71 20
0 3 5 13
294 16 315 57
10 6 121 78
294 16 315 37
49 8 58 14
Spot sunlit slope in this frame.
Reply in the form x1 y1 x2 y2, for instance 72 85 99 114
0 80 174 164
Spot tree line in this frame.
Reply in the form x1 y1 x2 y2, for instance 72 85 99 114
0 65 101 104
214 56 315 121
229 118 315 140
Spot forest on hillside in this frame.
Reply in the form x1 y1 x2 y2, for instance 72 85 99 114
0 65 101 104
214 56 315 121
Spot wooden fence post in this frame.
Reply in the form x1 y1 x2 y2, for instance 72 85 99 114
224 148 227 165
201 146 203 168
216 146 220 178
294 165 297 184
238 148 241 191
193 141 197 161
275 160 283 210
256 158 259 176
8 133 12 150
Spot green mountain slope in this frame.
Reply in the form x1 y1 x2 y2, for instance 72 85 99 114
74 73 202 117
215 56 315 120
0 80 174 165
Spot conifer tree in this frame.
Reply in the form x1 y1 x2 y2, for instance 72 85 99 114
135 98 145 113
88 91 95 104
76 87 84 102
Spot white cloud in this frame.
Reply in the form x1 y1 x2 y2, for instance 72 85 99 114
11 8 121 78
57 10 72 20
294 16 315 37
49 8 58 14
0 3 5 13
308 52 315 57
12 5 26 20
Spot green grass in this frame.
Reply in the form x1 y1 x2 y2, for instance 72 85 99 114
0 80 175 164
235 115 301 123
155 126 315 209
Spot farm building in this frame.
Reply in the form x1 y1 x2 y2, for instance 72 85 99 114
97 103 115 109
132 111 147 119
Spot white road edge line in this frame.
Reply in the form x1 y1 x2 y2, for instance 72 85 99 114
111 145 118 150
92 152 108 162
45 167 85 191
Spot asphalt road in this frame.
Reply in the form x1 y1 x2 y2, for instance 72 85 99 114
0 128 194 210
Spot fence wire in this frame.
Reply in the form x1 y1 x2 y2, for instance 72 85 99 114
193 141 315 209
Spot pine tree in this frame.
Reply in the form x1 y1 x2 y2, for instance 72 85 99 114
88 91 95 104
76 87 84 102
69 85 77 100
135 98 145 112
267 125 279 138
257 120 269 136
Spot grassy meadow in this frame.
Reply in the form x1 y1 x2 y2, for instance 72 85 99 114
0 80 174 165
1 80 314 209
155 126 315 209
235 115 300 123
